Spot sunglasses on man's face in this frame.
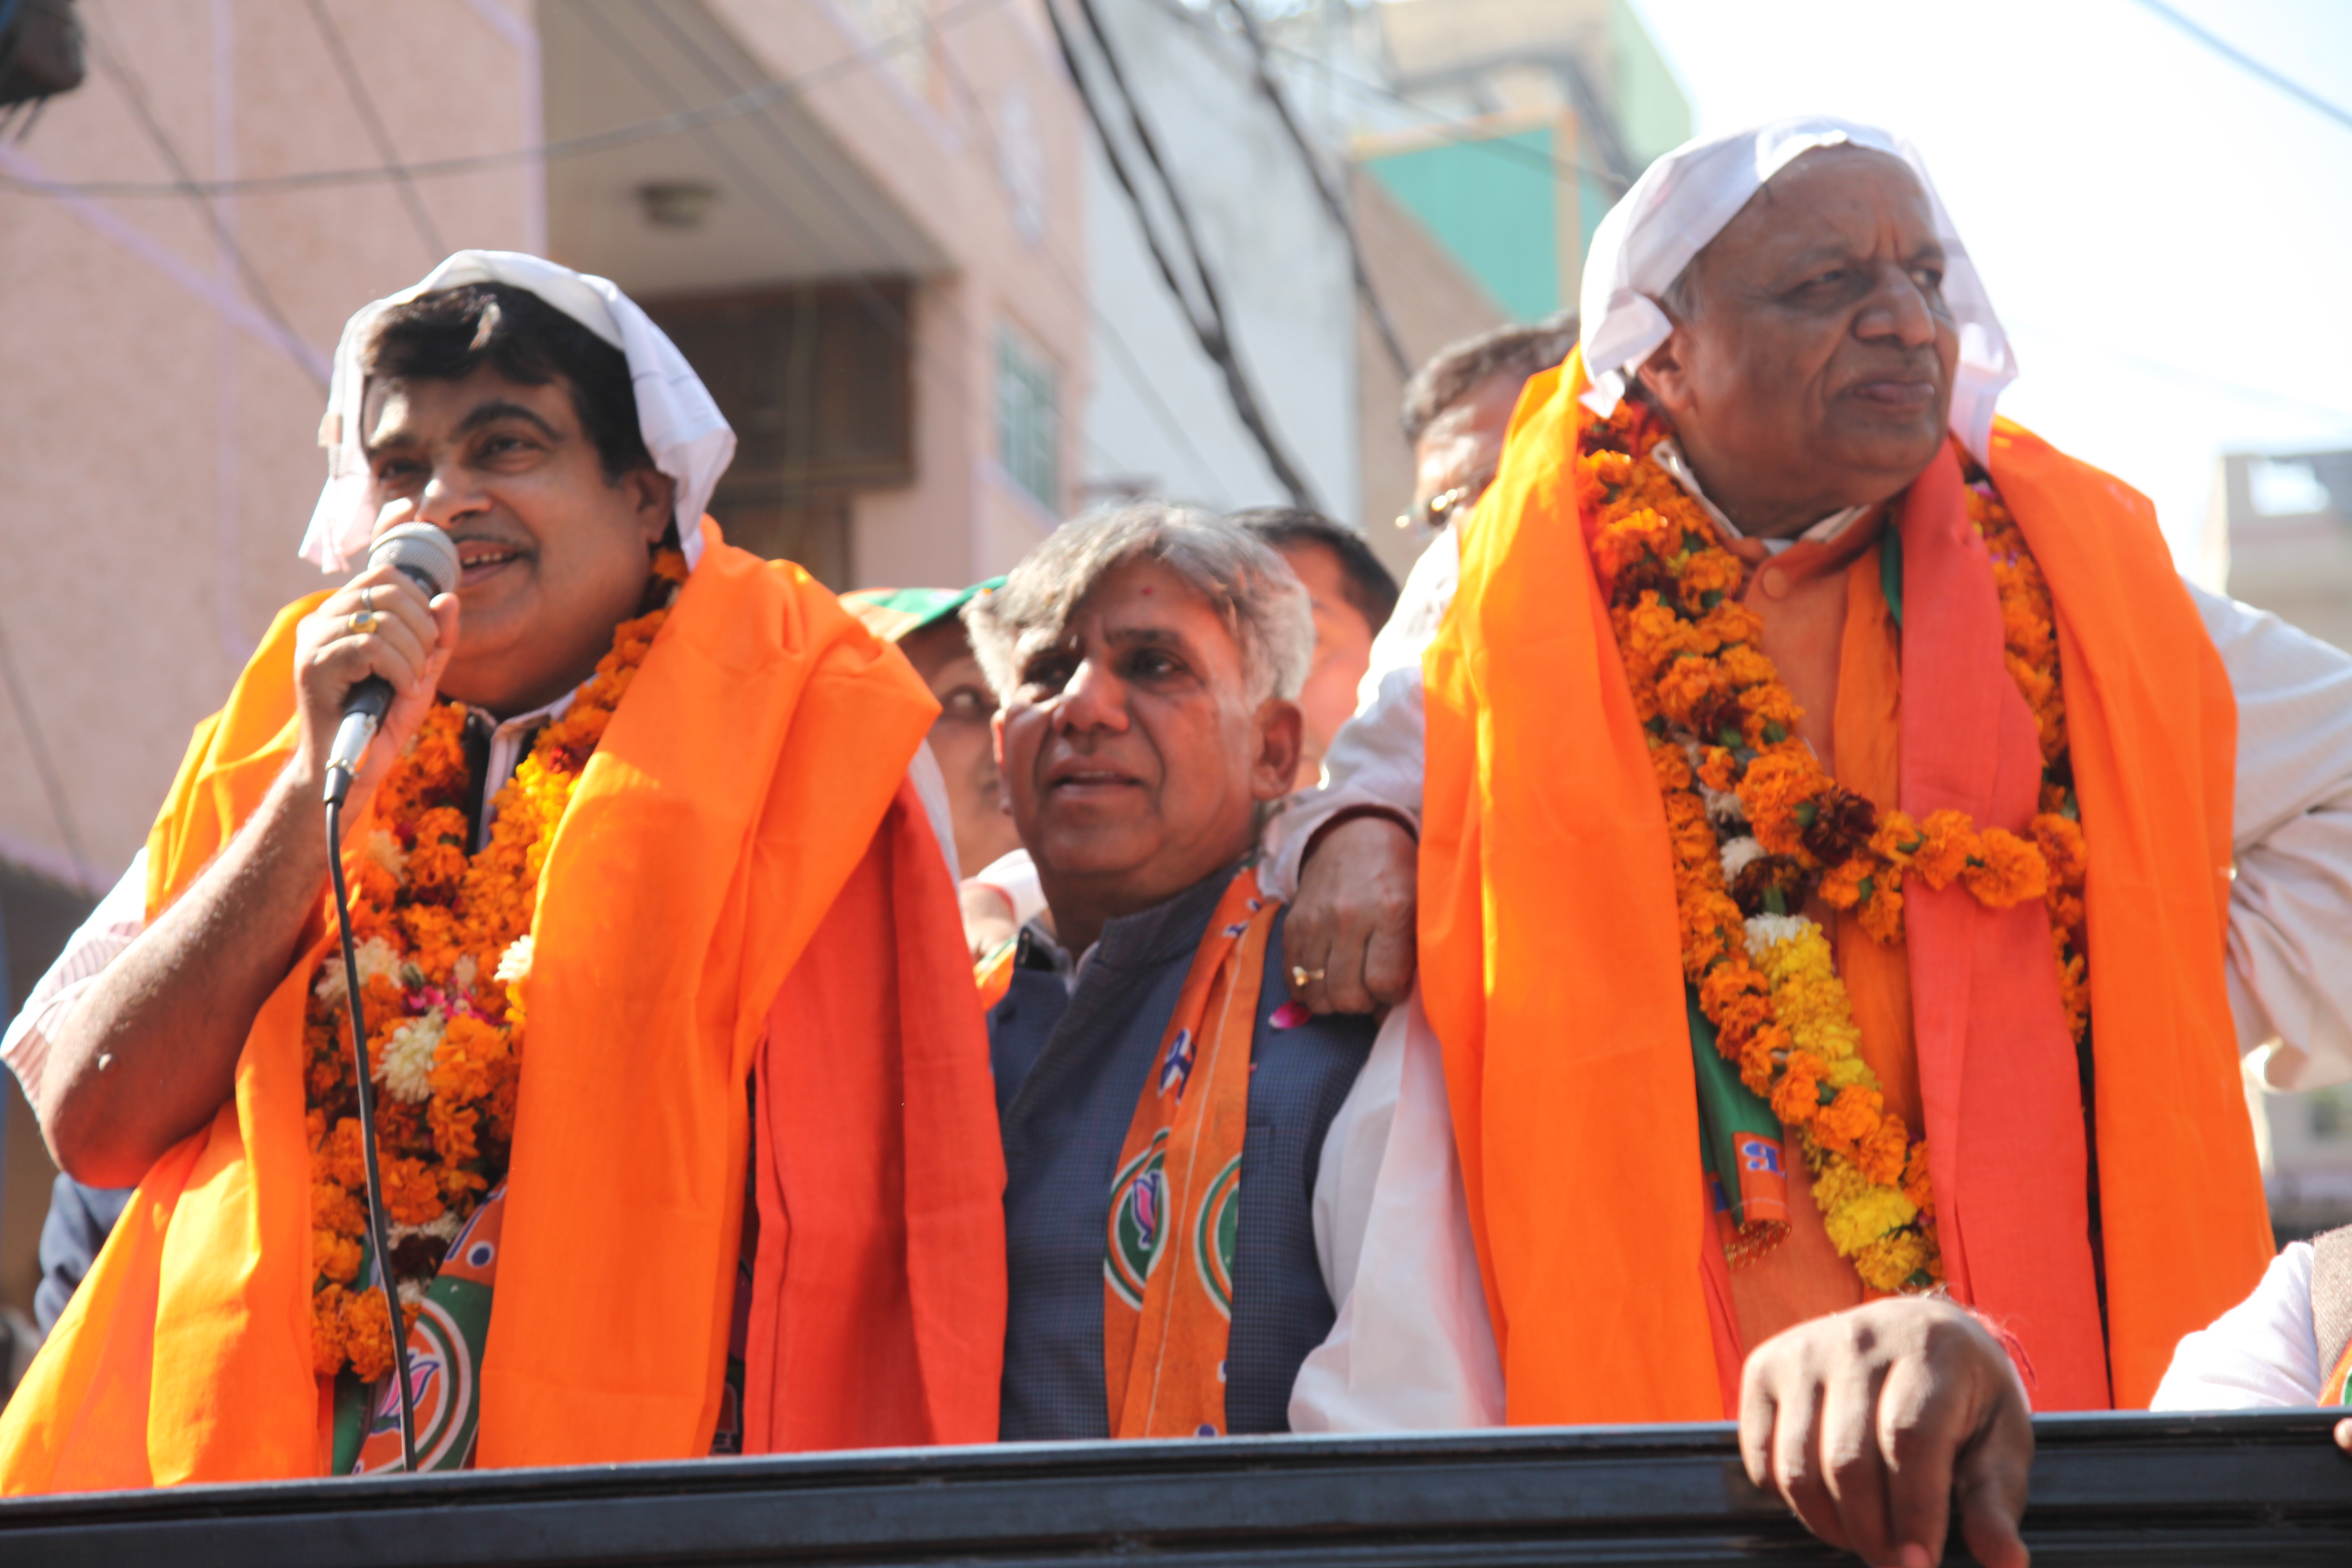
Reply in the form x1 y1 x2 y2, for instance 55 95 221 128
1395 468 1498 533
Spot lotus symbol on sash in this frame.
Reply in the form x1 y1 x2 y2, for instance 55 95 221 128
1105 1130 1172 1309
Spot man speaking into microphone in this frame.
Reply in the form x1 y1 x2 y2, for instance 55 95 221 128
0 253 1007 1490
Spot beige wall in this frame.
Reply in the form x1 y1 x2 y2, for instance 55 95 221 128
572 0 1089 588
0 0 540 887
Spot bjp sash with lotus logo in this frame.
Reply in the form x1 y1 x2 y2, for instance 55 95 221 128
1101 867 1277 1438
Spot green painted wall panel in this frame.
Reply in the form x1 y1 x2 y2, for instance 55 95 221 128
1362 130 1560 322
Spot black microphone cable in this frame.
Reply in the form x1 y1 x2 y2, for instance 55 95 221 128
325 794 420 1473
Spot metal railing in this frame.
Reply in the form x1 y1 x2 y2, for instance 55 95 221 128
0 1409 2345 1566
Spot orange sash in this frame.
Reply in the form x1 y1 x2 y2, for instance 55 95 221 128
1102 867 1274 1437
0 522 1008 1490
1422 356 2269 1422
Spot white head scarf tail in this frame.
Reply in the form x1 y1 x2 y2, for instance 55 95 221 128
300 250 736 573
1577 116 2016 464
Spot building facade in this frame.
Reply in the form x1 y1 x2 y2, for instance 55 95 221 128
0 0 1086 1337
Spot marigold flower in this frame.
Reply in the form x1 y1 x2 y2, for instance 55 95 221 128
1854 1230 1931 1293
1857 878 1906 945
1958 828 2050 908
1908 810 1979 890
1770 1051 1828 1126
314 1228 363 1286
1818 857 1870 910
1854 1117 1911 1187
313 1180 366 1237
381 1156 445 1227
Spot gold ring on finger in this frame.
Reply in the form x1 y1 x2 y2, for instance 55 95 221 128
1291 965 1326 988
347 609 382 635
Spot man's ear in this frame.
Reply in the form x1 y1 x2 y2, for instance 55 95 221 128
629 467 678 543
1636 327 1699 420
1251 699 1304 803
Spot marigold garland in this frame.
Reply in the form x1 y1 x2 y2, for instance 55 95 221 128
305 551 684 1381
1583 403 2088 1295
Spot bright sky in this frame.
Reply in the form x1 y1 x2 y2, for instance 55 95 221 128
1628 0 2352 581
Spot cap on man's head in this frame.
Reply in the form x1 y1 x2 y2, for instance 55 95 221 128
841 580 1006 645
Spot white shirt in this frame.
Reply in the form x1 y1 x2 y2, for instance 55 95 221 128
2151 1242 2323 1408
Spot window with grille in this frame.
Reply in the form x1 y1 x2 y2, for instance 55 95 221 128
995 323 1060 515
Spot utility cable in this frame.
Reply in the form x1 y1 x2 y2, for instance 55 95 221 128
0 0 1009 201
1047 0 1320 511
2132 0 2352 135
78 11 327 388
603 1 1114 508
1222 0 1409 381
928 32 1228 499
304 0 447 262
1140 0 1630 201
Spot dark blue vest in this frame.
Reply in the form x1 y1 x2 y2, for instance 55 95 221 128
988 869 1374 1440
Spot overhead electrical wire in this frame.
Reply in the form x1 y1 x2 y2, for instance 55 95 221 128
304 0 447 261
0 0 1010 201
78 10 327 389
1222 0 1409 381
1047 0 1321 511
928 34 1231 500
2131 0 2352 135
609 0 1127 503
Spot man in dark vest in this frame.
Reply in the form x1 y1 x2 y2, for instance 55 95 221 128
965 505 1491 1438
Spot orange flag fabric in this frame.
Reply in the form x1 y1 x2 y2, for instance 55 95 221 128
1101 867 1276 1438
0 522 1007 1491
1421 356 2269 1423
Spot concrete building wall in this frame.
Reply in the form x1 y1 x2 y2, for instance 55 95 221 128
0 0 1086 1325
0 0 541 887
1075 0 1361 529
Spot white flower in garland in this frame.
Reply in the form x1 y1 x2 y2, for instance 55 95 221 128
1719 836 1767 885
377 1009 446 1104
314 936 400 1006
495 935 534 988
1743 912 1813 959
364 829 407 883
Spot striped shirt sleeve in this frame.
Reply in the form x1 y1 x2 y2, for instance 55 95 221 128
2 849 150 1107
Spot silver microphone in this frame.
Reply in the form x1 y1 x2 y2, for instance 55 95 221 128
322 523 461 807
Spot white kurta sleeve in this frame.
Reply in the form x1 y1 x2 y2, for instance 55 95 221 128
1261 529 1456 901
1289 988 1504 1431
2150 1241 2321 1409
2 850 150 1107
906 741 961 883
2189 583 2352 1092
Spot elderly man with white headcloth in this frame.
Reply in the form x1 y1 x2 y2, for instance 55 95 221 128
1264 117 2352 1561
0 254 1006 1490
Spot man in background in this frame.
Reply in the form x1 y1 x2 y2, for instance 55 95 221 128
843 581 1022 878
1229 510 1396 791
1398 315 1581 538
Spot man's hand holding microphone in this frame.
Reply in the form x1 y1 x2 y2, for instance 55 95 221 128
294 503 462 816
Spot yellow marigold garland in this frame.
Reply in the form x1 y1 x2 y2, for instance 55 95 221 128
1582 403 2087 1294
306 551 684 1381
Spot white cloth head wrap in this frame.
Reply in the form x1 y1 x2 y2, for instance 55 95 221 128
1578 116 2015 463
301 250 735 573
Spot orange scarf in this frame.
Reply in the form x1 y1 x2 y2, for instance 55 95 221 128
1102 867 1275 1437
0 523 1008 1490
1422 357 2269 1421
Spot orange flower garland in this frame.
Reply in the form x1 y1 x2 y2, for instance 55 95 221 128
306 552 684 1381
1583 401 2086 1293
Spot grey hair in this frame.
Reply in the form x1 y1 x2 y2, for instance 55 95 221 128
964 503 1314 706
